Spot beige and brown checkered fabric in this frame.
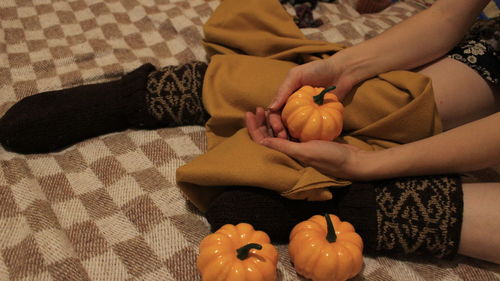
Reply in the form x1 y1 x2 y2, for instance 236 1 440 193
1 0 499 280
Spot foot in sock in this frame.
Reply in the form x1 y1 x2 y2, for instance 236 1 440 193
205 175 462 259
0 63 157 154
205 185 377 246
0 62 208 154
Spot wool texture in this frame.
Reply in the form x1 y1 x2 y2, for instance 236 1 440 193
0 62 208 154
205 174 462 259
145 61 209 127
0 63 156 154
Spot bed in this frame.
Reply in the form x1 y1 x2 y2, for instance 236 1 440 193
1 0 499 280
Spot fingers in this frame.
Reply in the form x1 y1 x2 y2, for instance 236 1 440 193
268 111 288 139
260 137 305 162
254 107 266 126
247 106 288 141
245 108 269 143
269 68 302 111
333 76 355 101
245 112 260 140
246 107 298 153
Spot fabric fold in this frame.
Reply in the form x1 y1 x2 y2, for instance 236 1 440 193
176 0 442 212
202 0 343 60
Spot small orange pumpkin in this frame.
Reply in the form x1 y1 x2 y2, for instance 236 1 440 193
281 86 344 142
288 214 363 281
197 223 279 281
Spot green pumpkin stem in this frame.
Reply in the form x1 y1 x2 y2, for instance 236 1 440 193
325 213 337 243
236 243 262 260
313 86 336 105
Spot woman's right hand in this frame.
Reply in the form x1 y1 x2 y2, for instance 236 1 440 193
265 54 359 138
268 55 358 113
246 107 372 181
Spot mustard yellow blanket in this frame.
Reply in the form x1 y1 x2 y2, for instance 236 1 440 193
176 0 441 211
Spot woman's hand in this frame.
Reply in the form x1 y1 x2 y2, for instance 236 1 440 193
265 56 359 138
246 107 373 180
248 107 500 181
269 57 357 112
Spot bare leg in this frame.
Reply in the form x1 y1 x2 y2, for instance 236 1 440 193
417 57 499 131
418 58 500 263
459 182 500 264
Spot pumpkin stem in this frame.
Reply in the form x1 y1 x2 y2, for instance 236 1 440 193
313 86 336 105
325 213 337 243
236 243 263 260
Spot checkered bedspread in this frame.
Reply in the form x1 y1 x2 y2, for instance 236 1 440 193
1 0 499 280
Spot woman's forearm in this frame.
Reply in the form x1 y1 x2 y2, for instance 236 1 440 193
360 112 500 180
332 0 490 84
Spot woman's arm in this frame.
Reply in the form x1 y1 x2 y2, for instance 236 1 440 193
248 111 500 181
360 112 500 180
268 0 490 110
330 0 491 89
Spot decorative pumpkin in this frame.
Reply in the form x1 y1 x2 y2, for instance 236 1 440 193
197 223 279 281
288 214 363 281
281 85 344 142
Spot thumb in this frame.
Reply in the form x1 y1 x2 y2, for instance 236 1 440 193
269 70 301 111
260 137 305 161
333 76 354 102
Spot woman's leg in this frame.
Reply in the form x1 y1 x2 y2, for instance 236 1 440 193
403 37 500 262
416 54 500 263
417 57 499 131
205 184 377 246
206 174 465 260
459 182 500 264
0 62 208 154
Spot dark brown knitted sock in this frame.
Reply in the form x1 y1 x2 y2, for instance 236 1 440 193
205 175 463 259
0 63 157 154
205 184 377 246
0 61 209 154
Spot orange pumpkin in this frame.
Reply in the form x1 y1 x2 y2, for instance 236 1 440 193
288 214 363 281
281 86 344 142
197 223 279 281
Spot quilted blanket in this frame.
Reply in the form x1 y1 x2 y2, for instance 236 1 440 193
1 0 499 280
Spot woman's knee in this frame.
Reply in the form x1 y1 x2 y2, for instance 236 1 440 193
418 57 499 131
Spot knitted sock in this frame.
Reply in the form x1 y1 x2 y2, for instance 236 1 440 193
0 63 156 154
205 175 463 259
145 61 209 127
374 175 463 259
205 184 377 247
0 61 208 154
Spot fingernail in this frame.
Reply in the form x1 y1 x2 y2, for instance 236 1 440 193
268 99 277 110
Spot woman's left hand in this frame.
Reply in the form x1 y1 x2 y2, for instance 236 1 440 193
246 107 372 180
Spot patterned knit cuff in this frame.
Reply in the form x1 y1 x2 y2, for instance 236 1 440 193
374 175 463 259
144 61 209 127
